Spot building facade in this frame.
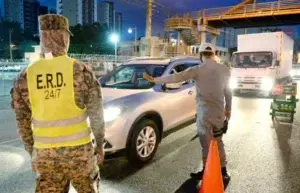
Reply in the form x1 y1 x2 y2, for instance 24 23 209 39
115 12 122 36
57 0 82 26
4 0 24 27
82 0 97 25
208 27 261 49
39 6 49 16
57 0 97 26
4 0 39 33
97 1 114 31
49 8 57 14
0 8 3 22
23 0 39 33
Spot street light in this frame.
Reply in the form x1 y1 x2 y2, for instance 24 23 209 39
128 27 137 56
110 33 119 64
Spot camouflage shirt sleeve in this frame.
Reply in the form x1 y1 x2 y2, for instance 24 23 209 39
73 60 105 148
11 69 33 156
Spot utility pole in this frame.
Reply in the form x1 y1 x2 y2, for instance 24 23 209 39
146 0 153 56
134 28 137 57
9 29 13 60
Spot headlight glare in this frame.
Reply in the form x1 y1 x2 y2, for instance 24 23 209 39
261 78 274 91
290 70 295 76
104 107 121 122
229 77 237 89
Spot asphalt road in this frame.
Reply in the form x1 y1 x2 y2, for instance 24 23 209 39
1 83 300 193
0 79 14 96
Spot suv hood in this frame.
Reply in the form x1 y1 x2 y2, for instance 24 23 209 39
102 87 148 103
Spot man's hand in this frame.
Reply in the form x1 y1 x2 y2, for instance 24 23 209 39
143 73 155 83
225 111 231 120
95 147 105 165
31 161 36 172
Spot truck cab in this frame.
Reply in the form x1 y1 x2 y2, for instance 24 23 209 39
229 32 293 96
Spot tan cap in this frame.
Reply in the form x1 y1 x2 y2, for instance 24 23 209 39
199 42 216 54
39 14 73 36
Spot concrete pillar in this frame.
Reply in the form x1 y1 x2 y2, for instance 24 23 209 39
146 0 153 56
177 32 181 55
201 31 207 44
211 35 217 46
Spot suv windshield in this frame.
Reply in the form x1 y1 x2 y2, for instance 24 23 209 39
100 64 167 89
232 52 273 68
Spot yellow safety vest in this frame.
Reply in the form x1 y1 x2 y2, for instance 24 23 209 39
27 55 91 148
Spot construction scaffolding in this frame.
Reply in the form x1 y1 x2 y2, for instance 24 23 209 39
165 0 300 46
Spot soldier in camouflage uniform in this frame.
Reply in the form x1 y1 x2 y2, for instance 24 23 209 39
11 14 105 193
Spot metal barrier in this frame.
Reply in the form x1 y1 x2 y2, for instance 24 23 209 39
0 55 133 96
0 60 28 97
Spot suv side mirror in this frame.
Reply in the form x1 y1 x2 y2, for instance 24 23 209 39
275 60 280 67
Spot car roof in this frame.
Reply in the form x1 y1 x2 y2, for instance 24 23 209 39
124 56 200 66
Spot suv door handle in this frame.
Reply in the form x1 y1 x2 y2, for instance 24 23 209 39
188 91 193 95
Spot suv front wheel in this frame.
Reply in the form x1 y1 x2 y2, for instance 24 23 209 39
127 119 159 165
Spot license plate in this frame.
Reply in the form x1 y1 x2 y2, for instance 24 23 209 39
241 84 256 89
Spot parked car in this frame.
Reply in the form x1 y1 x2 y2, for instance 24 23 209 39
98 56 200 164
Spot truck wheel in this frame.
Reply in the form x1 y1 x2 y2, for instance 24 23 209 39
289 76 293 83
127 119 159 165
266 91 273 98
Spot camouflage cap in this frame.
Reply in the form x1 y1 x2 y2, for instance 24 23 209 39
39 14 73 36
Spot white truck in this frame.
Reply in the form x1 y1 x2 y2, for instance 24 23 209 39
230 32 294 96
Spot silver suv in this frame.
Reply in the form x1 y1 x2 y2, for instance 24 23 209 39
99 56 199 164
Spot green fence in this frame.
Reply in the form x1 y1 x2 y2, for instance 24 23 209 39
270 83 298 123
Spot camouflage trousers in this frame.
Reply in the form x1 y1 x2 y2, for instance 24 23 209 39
32 143 100 193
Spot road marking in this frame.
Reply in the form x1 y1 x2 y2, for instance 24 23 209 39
0 138 19 145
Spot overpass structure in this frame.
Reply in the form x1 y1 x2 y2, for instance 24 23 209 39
165 0 300 46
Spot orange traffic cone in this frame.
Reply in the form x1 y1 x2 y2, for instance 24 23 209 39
199 139 224 193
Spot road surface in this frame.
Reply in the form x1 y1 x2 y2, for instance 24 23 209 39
0 80 14 96
1 84 300 193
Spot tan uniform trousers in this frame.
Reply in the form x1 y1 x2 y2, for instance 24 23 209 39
196 116 227 168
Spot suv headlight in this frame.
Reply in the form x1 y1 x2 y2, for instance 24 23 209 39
104 107 121 122
261 78 274 91
229 77 237 89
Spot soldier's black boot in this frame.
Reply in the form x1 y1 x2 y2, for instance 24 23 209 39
190 168 205 180
222 167 231 184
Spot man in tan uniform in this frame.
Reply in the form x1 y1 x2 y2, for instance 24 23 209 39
143 43 232 184
11 14 105 192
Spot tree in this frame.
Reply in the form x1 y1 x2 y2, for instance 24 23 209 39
0 20 38 59
69 23 115 54
0 21 116 58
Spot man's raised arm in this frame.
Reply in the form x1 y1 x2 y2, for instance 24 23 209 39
144 66 199 84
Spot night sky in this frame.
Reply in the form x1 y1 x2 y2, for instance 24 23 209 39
0 0 249 40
